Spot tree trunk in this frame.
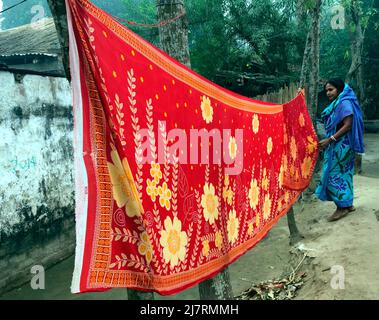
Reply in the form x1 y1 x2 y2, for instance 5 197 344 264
47 0 70 81
308 0 322 124
127 290 154 300
156 0 232 300
297 0 311 92
345 0 364 176
299 28 312 113
295 0 306 25
345 0 365 104
198 267 234 300
156 0 191 68
298 0 324 203
292 1 322 242
299 29 312 91
287 208 304 245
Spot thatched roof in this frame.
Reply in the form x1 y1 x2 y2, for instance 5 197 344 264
0 18 61 56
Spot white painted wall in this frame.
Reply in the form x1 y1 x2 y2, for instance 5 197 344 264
0 71 74 238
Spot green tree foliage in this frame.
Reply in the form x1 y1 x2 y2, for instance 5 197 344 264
110 0 306 97
319 7 351 80
97 0 378 110
2 0 377 117
319 0 378 117
94 0 159 46
186 0 306 96
363 0 379 119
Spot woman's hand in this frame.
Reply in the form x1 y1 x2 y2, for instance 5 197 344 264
318 138 331 149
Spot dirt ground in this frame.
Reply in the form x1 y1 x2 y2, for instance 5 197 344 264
1 133 378 300
293 133 379 300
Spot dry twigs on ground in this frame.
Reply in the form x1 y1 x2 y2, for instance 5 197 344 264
235 253 308 300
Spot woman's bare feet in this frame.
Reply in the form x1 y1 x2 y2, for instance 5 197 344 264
347 205 356 212
327 208 349 222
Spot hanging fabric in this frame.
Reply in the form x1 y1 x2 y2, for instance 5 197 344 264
67 0 318 295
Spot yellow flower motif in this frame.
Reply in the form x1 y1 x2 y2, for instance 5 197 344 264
262 177 269 191
146 179 158 201
284 191 290 203
107 149 141 217
277 200 283 212
263 194 272 220
222 186 228 201
256 214 261 228
150 161 162 183
200 95 213 123
138 232 153 264
202 240 210 257
301 156 313 178
306 136 317 154
299 113 305 127
248 222 254 236
283 155 288 172
290 164 295 177
224 175 230 187
284 133 288 145
222 176 231 203
226 189 234 206
267 137 273 155
252 114 259 134
262 169 269 191
160 216 188 268
283 127 288 144
158 182 172 210
248 178 259 209
278 164 284 188
290 137 297 161
227 209 239 244
215 231 223 250
201 183 219 224
228 136 237 160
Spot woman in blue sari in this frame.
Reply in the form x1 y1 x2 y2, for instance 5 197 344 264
315 78 365 222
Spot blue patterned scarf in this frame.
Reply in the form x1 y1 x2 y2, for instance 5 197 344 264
321 84 365 154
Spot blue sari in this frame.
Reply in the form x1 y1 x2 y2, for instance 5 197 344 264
315 84 364 208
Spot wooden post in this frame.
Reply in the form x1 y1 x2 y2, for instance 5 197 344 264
279 86 305 245
309 0 322 123
198 267 234 300
127 289 154 300
253 85 305 246
286 208 304 245
47 0 70 81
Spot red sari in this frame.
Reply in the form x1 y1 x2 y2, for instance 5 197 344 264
67 0 318 295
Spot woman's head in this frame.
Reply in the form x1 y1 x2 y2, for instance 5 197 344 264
324 78 345 101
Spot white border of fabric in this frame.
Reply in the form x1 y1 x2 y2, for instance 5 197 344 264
66 0 89 294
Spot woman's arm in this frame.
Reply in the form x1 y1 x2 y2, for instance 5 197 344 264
318 115 353 148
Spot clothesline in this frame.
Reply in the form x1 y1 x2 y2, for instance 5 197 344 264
0 0 185 28
0 0 27 14
113 11 185 28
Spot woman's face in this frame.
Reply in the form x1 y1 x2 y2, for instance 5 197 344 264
325 83 339 101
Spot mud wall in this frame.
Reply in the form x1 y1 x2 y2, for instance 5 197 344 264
0 71 75 294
